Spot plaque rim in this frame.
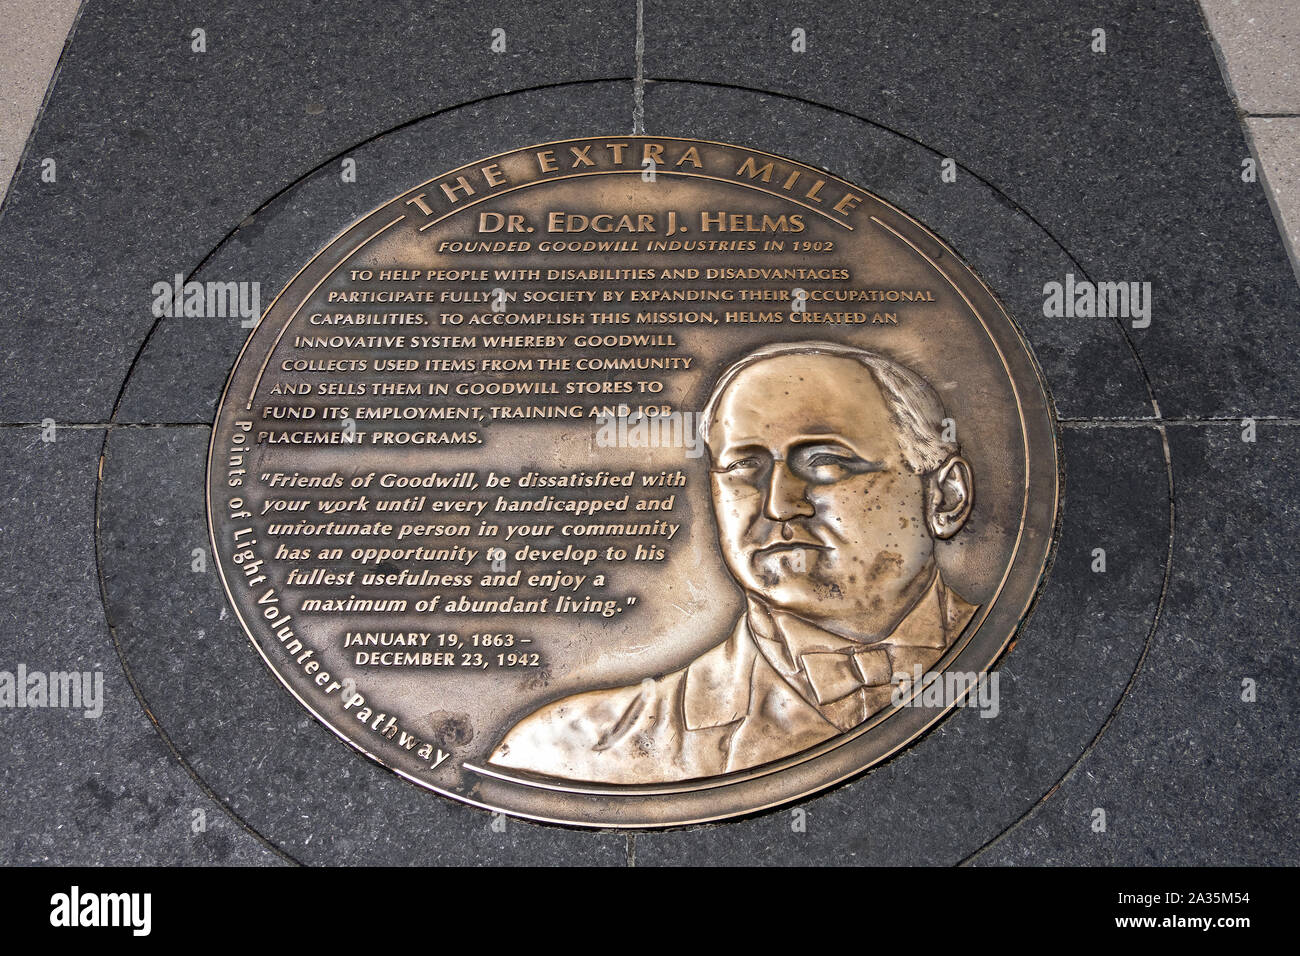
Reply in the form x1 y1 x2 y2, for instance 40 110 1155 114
205 135 1063 828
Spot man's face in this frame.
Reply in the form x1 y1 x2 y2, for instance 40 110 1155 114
707 354 937 638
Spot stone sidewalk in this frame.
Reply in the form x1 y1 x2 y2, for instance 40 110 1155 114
1 1 1296 866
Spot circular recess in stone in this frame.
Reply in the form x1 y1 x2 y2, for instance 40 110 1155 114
98 81 1169 862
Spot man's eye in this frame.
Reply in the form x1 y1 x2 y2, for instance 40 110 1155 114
725 458 758 472
807 453 848 467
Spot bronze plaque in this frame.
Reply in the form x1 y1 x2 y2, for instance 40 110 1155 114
207 136 1059 826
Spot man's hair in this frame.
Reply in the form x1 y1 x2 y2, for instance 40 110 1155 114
699 341 958 474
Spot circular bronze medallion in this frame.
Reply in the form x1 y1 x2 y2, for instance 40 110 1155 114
208 136 1059 827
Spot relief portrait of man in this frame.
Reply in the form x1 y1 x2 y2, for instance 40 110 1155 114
488 341 980 784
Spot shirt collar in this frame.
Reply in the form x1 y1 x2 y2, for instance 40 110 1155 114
750 569 951 666
681 572 976 732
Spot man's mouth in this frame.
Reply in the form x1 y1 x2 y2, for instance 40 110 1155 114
752 540 828 559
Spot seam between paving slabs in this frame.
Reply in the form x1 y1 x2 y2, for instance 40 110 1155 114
0 0 85 219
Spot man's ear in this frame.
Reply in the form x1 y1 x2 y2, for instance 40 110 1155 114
924 456 973 539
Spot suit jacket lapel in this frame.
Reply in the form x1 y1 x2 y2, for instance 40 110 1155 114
724 645 841 773
681 617 755 731
682 615 839 774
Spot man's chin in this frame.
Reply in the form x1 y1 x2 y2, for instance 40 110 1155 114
751 547 826 580
743 575 826 615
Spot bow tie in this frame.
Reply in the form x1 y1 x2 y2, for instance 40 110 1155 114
800 645 894 705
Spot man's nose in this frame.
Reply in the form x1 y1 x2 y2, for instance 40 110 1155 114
763 460 815 522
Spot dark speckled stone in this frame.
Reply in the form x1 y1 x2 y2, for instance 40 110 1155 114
643 0 1300 419
114 83 634 425
973 423 1300 865
0 0 635 422
638 81 1156 421
0 428 279 864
